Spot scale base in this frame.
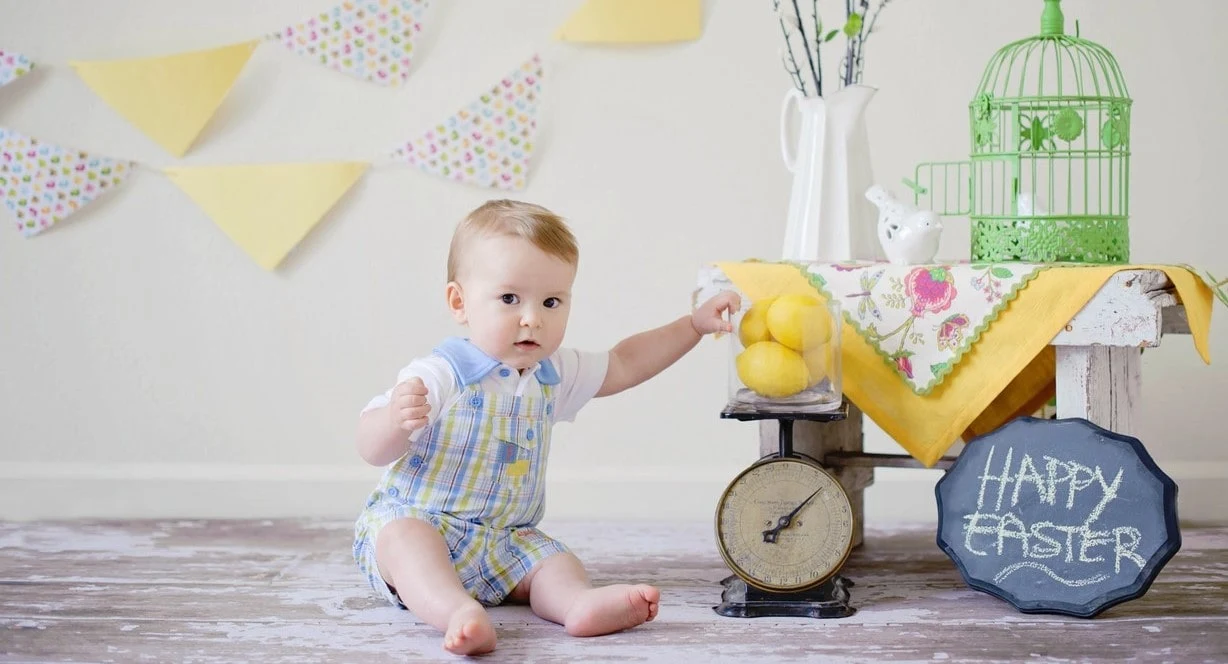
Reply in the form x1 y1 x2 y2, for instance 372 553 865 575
712 574 856 619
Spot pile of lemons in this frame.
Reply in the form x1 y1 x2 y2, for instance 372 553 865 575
735 294 832 398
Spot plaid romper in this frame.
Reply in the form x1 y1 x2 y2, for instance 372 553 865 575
353 338 573 607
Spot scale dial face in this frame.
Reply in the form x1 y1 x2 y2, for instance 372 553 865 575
715 456 854 592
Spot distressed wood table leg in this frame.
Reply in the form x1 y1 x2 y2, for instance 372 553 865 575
1055 346 1142 435
758 403 873 548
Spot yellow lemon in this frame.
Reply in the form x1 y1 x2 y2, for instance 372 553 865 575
736 341 809 398
802 344 829 384
766 294 832 351
737 297 776 347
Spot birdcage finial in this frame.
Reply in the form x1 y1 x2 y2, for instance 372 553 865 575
1041 0 1065 36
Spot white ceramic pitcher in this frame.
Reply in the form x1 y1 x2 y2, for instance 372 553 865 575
779 84 881 262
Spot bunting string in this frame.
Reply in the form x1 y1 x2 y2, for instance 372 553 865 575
0 0 705 269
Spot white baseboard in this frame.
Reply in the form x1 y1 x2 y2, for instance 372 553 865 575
1 462 1225 524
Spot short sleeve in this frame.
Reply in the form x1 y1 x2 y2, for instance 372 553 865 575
361 356 458 443
549 348 609 423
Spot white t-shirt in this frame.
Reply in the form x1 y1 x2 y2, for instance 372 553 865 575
363 345 610 442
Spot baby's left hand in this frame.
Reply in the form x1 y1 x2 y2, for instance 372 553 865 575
692 291 742 336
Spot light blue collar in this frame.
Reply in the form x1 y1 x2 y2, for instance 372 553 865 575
433 337 561 386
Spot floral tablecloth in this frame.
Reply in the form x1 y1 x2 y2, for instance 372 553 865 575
805 261 1042 395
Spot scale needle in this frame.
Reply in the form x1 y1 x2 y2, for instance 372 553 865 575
762 487 823 544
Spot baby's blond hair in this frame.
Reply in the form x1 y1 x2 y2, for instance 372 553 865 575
447 199 579 282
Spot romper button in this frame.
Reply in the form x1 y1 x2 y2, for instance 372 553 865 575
526 429 535 441
499 368 511 378
470 396 482 407
409 456 423 467
545 404 553 415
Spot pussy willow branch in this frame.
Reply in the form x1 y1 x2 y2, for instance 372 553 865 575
773 0 809 94
777 0 896 94
854 0 893 84
809 0 824 96
781 43 807 93
791 0 822 95
863 0 892 44
842 0 870 87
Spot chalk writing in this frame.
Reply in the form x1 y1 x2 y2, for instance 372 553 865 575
936 418 1182 618
960 444 1145 586
992 562 1107 587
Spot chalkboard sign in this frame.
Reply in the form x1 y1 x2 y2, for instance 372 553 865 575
935 417 1180 618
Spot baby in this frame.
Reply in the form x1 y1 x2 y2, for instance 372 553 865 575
352 199 739 655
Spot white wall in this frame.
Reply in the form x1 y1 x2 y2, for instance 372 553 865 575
1 0 1225 525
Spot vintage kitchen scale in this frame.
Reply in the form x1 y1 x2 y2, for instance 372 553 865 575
713 400 857 619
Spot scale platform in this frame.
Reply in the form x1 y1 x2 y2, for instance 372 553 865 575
720 399 848 461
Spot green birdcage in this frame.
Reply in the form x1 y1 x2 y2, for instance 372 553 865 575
907 0 1132 263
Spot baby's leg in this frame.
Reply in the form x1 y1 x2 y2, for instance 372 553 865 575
513 552 659 637
375 517 496 655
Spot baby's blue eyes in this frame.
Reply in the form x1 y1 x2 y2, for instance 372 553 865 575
501 293 519 305
544 297 561 309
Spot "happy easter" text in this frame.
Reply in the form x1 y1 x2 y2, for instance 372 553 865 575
960 445 1146 584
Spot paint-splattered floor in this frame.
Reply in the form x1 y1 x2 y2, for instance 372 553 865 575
2 520 1226 663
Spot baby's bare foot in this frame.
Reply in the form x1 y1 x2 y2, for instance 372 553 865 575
563 584 660 637
442 604 496 656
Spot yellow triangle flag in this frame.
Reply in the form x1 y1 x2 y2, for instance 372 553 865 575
71 41 259 157
165 162 369 270
554 0 702 43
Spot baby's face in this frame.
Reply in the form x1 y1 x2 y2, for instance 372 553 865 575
452 235 577 371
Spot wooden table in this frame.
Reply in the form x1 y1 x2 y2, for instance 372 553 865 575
697 266 1191 547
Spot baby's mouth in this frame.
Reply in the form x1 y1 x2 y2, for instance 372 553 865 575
515 340 540 350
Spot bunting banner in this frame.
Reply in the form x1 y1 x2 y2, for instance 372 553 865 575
554 0 703 44
389 54 543 191
0 127 132 237
0 49 35 89
165 162 370 270
70 41 259 157
23 0 701 159
267 0 431 87
1 2 712 258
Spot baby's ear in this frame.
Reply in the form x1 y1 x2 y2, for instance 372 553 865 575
446 281 468 324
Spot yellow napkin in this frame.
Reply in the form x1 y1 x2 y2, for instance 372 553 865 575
716 262 1214 467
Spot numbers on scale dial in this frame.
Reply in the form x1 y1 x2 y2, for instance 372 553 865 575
716 457 853 591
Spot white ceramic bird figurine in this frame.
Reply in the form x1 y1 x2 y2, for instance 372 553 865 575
865 185 943 265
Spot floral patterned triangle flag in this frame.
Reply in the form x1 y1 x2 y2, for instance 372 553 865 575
390 54 543 191
268 0 431 86
0 49 35 89
0 127 132 237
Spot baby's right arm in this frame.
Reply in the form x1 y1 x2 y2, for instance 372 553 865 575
355 378 431 466
355 358 455 467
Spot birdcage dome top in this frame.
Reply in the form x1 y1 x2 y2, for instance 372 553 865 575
971 0 1129 103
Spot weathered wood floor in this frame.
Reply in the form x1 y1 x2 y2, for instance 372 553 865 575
2 519 1226 663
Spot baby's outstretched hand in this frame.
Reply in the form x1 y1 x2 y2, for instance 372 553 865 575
692 291 742 336
390 377 431 434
